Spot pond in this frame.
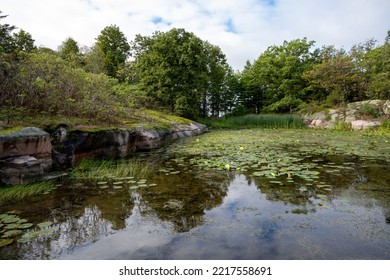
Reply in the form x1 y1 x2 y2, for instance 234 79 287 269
1 129 390 259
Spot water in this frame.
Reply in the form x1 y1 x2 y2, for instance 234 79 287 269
1 130 390 259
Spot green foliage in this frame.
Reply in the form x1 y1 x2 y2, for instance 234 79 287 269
134 28 232 119
96 25 130 78
240 38 318 113
0 11 16 53
70 159 154 180
0 181 54 206
199 114 305 129
58 37 83 67
358 103 383 119
0 50 131 122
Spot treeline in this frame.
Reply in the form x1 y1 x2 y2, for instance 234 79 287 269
1 11 389 123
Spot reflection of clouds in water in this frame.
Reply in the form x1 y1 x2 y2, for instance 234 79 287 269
60 175 285 259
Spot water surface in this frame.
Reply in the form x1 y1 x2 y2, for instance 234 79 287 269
1 129 389 259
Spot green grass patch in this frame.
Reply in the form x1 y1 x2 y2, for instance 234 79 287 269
198 114 305 129
0 181 55 206
70 159 155 180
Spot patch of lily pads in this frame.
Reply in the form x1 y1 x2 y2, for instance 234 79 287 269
0 212 55 248
165 128 390 204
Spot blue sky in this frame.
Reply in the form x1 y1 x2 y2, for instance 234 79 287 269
2 0 390 70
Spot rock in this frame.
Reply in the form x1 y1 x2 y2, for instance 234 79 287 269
0 127 52 159
0 127 53 185
351 120 380 130
0 155 51 185
303 99 389 130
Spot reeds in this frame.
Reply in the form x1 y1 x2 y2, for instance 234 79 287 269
70 159 154 180
200 114 306 129
0 181 54 206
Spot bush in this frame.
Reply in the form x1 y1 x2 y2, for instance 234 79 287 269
359 103 383 119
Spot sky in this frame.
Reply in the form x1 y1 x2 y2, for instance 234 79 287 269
2 0 390 70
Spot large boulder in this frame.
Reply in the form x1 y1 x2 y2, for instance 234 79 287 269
303 100 389 130
0 127 53 185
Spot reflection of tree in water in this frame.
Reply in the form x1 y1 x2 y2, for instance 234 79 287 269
138 169 233 232
0 182 135 259
244 154 390 218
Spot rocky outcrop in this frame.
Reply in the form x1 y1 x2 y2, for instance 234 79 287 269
304 100 390 130
0 122 208 185
0 127 53 185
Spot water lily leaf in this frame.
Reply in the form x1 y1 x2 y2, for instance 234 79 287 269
113 181 123 185
4 223 20 230
21 231 39 240
0 238 14 248
36 229 53 236
138 184 148 188
18 219 28 223
18 223 34 229
2 217 20 224
129 186 139 190
113 185 123 189
97 181 108 185
299 187 308 192
37 221 53 228
2 230 23 238
148 183 158 187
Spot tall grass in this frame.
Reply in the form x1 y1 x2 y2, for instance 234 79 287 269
70 159 154 180
0 181 54 206
199 114 306 129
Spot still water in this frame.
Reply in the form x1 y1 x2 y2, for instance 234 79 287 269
1 130 390 259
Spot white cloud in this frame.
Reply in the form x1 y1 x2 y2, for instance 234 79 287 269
2 0 389 70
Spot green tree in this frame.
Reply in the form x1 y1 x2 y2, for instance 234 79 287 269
241 38 318 113
13 29 35 53
0 11 16 53
304 44 371 106
96 25 130 77
58 37 83 67
134 28 208 119
365 32 390 99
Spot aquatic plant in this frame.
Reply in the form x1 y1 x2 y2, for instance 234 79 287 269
70 159 155 180
199 114 306 129
0 181 55 206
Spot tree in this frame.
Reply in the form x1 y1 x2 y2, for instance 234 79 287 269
0 11 16 53
134 28 208 119
365 32 390 99
241 38 318 113
13 29 35 53
96 25 130 77
58 37 83 67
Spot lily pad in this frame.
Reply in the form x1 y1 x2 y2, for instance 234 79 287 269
97 181 108 185
0 238 14 248
99 185 109 189
37 221 53 228
1 216 20 224
4 223 20 230
36 229 54 236
18 223 34 229
2 230 23 238
113 185 123 189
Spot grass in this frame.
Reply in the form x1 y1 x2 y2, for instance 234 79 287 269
70 159 155 180
198 114 306 129
0 108 193 132
0 181 55 206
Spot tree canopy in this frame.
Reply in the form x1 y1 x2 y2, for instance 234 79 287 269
1 11 389 123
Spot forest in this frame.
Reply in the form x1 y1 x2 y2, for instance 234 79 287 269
1 11 389 123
